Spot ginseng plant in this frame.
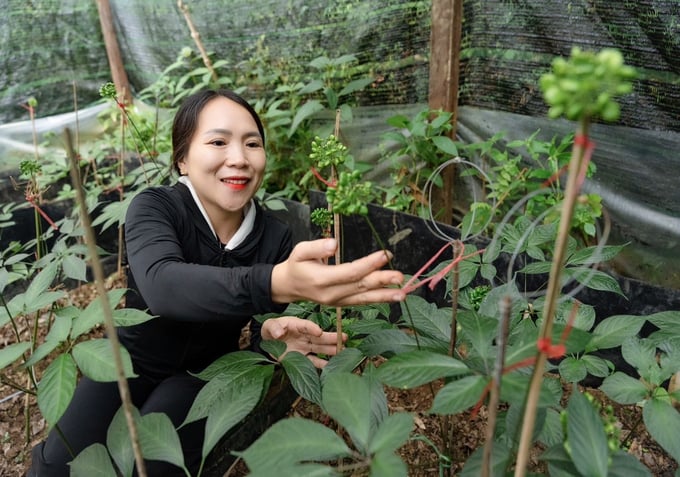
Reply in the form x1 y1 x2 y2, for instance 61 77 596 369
514 47 637 475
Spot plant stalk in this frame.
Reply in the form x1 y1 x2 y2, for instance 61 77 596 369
514 121 590 476
64 127 148 477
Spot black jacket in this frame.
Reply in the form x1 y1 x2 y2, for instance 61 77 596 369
120 182 292 379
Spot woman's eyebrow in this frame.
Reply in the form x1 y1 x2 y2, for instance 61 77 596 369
202 128 262 140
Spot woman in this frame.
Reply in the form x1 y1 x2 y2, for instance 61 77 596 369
28 89 405 476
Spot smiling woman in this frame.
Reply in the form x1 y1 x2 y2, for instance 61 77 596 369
27 89 405 477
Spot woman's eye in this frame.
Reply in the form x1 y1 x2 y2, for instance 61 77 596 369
246 141 263 149
210 139 226 146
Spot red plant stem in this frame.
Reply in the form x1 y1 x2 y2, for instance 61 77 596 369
402 244 485 294
311 166 337 188
26 197 58 231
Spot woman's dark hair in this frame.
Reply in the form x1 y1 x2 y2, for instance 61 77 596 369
171 89 265 175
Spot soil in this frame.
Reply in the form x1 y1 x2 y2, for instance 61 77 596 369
1 278 678 476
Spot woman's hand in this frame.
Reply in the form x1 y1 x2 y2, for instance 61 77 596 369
271 238 405 306
261 316 346 368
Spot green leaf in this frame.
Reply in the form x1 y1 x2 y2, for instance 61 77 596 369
431 135 459 156
564 268 625 297
581 354 612 378
643 398 680 462
237 418 352 473
459 442 512 477
358 329 419 357
457 312 497 361
599 372 648 404
376 350 469 389
69 443 118 477
24 291 66 314
194 350 269 381
282 351 322 406
566 387 609 477
0 342 30 369
37 353 77 426
369 450 408 477
72 339 137 382
621 337 658 380
558 356 588 383
112 308 156 327
289 100 324 137
320 347 365 383
588 314 646 351
364 362 389 432
25 262 58 304
566 244 626 266
430 375 488 415
608 450 653 477
645 311 680 333
183 365 273 425
71 289 127 340
339 77 374 96
260 339 286 359
368 412 413 455
137 413 187 471
107 406 138 477
62 254 87 282
541 443 581 476
202 375 264 458
322 372 371 452
399 295 450 341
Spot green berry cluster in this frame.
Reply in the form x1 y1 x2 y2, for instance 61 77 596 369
310 208 333 229
326 170 374 216
309 135 348 169
540 47 637 122
99 82 118 100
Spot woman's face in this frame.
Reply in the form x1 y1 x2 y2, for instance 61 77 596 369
178 96 266 222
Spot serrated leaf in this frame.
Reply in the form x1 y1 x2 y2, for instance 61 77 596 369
339 77 374 96
238 418 351 473
0 342 31 369
137 413 187 471
643 398 680 462
260 339 286 359
459 442 512 477
112 308 156 327
566 244 626 266
558 356 588 383
194 350 269 381
566 388 609 477
72 339 137 382
368 412 413 455
24 291 66 314
608 450 653 477
600 372 648 404
289 100 324 137
322 372 371 452
184 365 273 426
357 329 418 357
37 353 77 426
430 375 488 415
282 351 322 406
369 449 408 477
62 254 87 281
320 347 365 383
565 268 625 297
376 350 469 389
431 135 459 156
25 262 58 304
399 295 450 341
202 375 264 458
70 288 127 339
107 406 138 477
581 354 612 378
588 314 645 351
69 443 118 477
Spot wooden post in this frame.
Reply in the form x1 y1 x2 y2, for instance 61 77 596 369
96 0 132 105
428 0 463 225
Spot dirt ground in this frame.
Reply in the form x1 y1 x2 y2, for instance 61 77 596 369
1 278 678 476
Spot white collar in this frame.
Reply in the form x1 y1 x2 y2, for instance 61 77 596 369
178 176 256 250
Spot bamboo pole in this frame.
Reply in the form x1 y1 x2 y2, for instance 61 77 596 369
96 0 132 105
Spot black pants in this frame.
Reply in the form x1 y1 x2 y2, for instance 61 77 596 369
28 372 206 477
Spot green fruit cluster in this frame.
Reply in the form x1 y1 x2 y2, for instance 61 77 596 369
309 134 349 169
326 170 374 216
540 47 637 122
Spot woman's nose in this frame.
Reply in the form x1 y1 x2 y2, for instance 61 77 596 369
224 144 247 167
